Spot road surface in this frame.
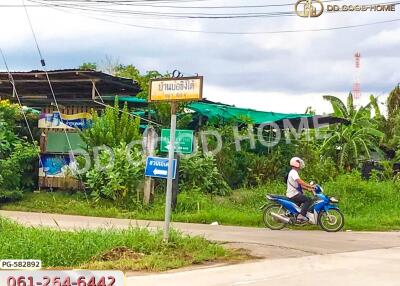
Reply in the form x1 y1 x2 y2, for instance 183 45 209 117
127 247 400 286
1 210 399 285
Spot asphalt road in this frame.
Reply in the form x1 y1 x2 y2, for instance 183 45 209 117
1 210 400 285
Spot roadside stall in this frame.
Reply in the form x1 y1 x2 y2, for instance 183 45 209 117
0 69 141 189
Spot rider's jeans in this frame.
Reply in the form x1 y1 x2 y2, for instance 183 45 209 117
290 193 312 216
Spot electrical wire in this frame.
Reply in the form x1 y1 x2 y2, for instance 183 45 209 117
22 0 88 193
29 0 300 19
0 47 45 170
92 86 163 127
39 2 400 35
27 0 343 9
28 0 360 20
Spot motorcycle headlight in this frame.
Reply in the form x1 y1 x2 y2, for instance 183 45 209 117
330 197 339 203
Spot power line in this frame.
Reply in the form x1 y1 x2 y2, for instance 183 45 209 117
0 47 45 169
27 0 400 19
29 0 299 19
27 0 342 9
40 3 400 35
22 0 89 193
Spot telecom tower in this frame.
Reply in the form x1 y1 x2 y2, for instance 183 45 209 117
352 52 361 100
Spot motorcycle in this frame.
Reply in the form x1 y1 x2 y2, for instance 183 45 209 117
261 184 344 232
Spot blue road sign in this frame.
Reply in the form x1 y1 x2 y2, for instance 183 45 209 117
145 156 177 179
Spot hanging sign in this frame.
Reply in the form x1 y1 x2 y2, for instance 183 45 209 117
38 112 92 129
149 76 203 102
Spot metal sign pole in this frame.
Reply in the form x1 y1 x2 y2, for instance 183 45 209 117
163 102 177 242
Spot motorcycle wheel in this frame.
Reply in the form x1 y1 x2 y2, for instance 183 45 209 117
317 209 344 232
263 204 287 230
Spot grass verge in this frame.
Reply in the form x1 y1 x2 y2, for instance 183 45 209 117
2 173 400 231
0 219 247 272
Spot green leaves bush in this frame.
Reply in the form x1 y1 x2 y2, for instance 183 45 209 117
80 98 144 204
0 100 39 202
81 98 141 149
85 143 144 204
179 153 231 196
0 143 38 192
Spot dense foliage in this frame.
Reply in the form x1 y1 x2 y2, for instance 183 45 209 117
0 100 38 202
79 100 144 205
179 153 231 196
321 93 384 169
81 98 141 149
85 143 144 205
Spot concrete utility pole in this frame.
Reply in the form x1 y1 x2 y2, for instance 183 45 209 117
163 102 177 242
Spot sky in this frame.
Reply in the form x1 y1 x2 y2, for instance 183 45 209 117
0 0 399 114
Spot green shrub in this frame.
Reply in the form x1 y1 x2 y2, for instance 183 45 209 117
179 153 231 196
0 142 38 191
81 98 141 149
240 151 286 186
85 143 144 204
297 142 340 183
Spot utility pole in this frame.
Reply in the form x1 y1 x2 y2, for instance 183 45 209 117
352 52 361 101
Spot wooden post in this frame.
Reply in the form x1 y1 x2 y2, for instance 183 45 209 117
91 81 96 100
143 126 155 205
171 153 180 211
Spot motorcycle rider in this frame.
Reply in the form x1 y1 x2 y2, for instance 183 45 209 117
287 157 315 222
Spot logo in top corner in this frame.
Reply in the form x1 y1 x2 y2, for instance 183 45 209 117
295 0 324 17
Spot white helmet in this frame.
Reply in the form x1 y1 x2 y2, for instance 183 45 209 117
290 157 305 169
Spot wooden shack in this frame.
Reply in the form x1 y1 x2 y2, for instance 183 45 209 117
0 69 141 189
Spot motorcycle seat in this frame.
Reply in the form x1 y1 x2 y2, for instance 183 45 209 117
267 194 292 201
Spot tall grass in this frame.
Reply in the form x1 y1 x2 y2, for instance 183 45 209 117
0 219 233 271
2 173 400 231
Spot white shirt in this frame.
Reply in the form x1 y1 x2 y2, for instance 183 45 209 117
286 169 300 198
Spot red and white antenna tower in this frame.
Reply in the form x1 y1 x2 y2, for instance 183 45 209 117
352 52 361 100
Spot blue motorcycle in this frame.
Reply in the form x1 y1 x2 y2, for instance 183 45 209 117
261 184 344 232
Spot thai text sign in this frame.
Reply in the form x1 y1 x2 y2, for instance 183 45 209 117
145 156 177 179
149 76 203 102
160 129 194 154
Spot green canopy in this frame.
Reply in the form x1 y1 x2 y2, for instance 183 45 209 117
101 95 147 104
188 102 312 125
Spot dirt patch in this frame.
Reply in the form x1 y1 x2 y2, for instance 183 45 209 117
96 247 145 261
222 242 314 259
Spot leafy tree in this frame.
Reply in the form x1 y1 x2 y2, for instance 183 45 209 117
387 84 400 119
321 93 384 169
115 64 190 127
385 85 400 147
78 62 97 70
115 65 163 100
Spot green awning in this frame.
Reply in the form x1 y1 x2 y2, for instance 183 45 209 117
101 95 146 104
22 106 40 114
188 102 312 125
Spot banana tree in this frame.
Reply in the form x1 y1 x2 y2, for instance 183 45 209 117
322 93 384 169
